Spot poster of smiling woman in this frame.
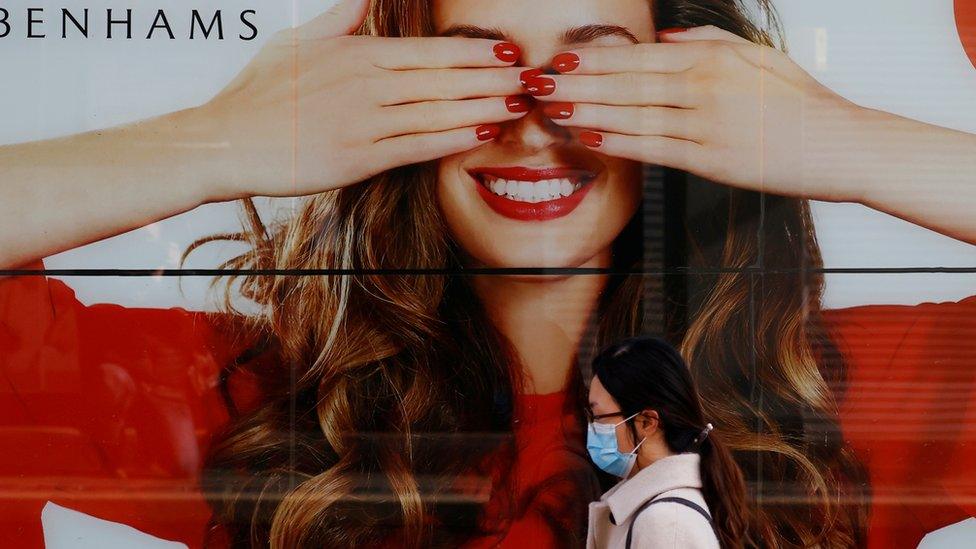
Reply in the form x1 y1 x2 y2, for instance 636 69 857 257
1 0 975 548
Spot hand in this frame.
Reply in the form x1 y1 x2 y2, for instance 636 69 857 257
199 0 528 200
526 25 867 203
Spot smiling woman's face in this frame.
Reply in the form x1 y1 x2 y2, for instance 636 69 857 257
434 0 653 269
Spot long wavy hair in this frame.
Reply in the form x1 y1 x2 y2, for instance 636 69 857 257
194 1 869 547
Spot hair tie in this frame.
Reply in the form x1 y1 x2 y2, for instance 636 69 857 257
693 423 714 445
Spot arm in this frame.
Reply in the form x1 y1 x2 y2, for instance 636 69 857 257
527 25 976 245
0 110 217 269
839 108 976 244
0 0 526 269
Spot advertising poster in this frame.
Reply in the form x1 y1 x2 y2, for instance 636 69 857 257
1 0 975 547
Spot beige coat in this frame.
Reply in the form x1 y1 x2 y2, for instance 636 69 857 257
586 453 720 549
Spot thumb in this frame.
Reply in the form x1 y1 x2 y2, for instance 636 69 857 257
300 0 370 40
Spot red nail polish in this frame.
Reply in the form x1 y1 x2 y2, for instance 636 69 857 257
519 68 544 87
494 42 521 63
506 95 533 113
657 27 688 37
552 52 580 73
543 102 574 119
579 131 603 148
525 76 556 96
477 124 501 141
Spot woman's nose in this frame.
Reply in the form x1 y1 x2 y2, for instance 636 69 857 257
497 100 572 151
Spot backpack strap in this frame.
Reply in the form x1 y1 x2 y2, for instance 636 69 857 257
624 496 718 549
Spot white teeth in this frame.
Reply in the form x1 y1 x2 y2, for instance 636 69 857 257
505 180 519 197
532 184 547 202
559 178 574 197
490 179 506 195
483 176 588 203
547 179 561 199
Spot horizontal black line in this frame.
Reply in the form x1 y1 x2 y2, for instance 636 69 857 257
2 267 976 277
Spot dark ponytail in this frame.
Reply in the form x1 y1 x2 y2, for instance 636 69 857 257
592 337 776 548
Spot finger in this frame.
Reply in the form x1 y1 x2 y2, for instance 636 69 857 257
368 37 521 70
526 73 695 108
657 27 784 76
659 33 783 76
657 25 753 45
298 0 369 40
580 131 703 173
550 44 704 75
373 125 500 167
543 103 699 142
379 96 531 138
383 67 525 104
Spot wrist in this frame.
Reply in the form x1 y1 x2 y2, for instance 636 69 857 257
838 105 896 206
160 103 266 205
801 98 881 205
852 107 976 218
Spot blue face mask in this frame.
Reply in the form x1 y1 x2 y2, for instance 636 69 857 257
587 412 647 478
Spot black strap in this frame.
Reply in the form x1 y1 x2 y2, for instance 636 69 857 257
624 496 718 549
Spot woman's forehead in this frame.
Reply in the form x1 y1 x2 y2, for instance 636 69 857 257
432 0 655 47
589 376 615 407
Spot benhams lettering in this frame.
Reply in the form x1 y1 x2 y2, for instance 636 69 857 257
0 8 259 40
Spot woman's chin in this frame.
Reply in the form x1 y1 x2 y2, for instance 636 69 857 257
463 241 606 273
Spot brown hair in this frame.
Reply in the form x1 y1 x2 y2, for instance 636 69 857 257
197 167 533 547
674 181 870 549
194 1 868 547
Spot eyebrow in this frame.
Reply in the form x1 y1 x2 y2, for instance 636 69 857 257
565 24 639 45
439 24 639 45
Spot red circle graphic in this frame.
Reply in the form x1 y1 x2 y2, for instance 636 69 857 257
958 0 976 69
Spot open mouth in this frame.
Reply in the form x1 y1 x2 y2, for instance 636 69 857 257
467 166 598 221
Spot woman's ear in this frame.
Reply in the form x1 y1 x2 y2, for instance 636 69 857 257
636 410 660 437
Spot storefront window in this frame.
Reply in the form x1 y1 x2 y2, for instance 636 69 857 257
2 1 975 547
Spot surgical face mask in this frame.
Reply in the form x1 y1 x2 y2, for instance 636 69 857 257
586 412 647 478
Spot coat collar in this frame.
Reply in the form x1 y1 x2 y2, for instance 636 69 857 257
604 453 702 526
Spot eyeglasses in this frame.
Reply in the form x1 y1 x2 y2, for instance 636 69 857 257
585 408 626 424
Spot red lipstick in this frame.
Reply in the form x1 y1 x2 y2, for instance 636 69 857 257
468 166 597 221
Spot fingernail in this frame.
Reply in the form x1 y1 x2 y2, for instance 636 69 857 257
552 52 580 73
494 42 521 63
519 68 544 87
543 102 574 119
579 131 603 148
525 76 556 96
657 27 688 37
476 124 501 141
506 95 533 113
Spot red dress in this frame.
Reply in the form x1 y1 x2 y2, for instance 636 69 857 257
1 270 974 548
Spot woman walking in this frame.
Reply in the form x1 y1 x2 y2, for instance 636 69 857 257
586 337 771 548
